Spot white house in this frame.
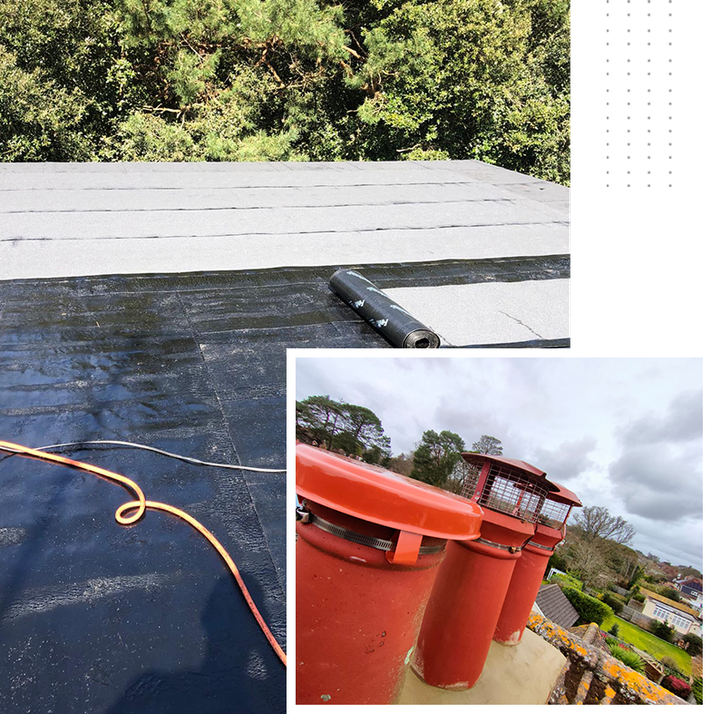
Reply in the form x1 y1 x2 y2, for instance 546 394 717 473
639 588 701 637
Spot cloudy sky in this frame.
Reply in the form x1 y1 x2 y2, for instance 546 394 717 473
296 355 703 571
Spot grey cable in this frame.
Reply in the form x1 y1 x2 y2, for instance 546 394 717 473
29 440 286 473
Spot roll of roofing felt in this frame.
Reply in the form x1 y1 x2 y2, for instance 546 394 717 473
329 269 440 348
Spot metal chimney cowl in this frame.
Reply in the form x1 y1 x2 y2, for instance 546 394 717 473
413 452 558 691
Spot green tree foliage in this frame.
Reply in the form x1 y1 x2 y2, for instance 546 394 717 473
1 0 570 183
658 586 683 603
296 394 391 462
351 0 570 181
602 592 625 615
649 619 675 643
410 429 465 488
0 0 126 160
682 633 702 657
471 435 503 455
546 551 567 575
297 395 343 447
0 47 93 160
443 435 503 494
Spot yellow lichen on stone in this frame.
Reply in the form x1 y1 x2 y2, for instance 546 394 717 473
599 657 680 704
527 612 687 706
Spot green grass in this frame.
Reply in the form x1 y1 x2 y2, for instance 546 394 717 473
601 615 692 677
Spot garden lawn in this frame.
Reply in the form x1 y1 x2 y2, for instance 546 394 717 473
601 615 693 677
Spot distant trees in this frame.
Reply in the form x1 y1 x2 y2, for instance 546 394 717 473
471 435 503 455
445 456 473 495
658 587 683 603
297 397 509 493
410 429 465 488
296 395 391 464
677 565 702 581
641 582 684 603
438 434 504 494
555 506 639 588
559 534 607 586
388 452 414 476
1 0 570 184
573 506 636 547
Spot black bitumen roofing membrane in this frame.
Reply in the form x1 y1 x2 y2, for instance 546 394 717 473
0 256 568 713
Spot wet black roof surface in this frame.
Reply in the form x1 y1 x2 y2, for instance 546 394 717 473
0 271 290 713
0 256 570 713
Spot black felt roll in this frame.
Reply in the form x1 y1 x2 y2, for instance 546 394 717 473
329 269 440 348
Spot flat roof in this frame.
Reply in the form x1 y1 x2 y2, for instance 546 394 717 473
1 161 568 346
0 160 570 710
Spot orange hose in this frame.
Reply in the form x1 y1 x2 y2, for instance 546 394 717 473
0 439 287 667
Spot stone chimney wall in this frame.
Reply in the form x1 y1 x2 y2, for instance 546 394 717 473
527 614 688 705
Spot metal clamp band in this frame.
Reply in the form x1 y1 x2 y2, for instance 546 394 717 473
297 504 446 555
474 536 521 553
528 540 555 551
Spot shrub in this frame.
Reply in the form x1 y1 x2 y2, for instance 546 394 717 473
661 655 679 671
602 593 625 615
683 632 703 657
551 572 583 591
607 642 645 673
609 623 619 637
649 620 675 642
659 586 683 602
631 592 646 603
661 674 692 700
547 552 567 574
560 586 612 626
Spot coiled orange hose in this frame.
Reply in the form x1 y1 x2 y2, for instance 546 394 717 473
0 439 287 667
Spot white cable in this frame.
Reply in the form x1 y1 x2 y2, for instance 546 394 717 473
29 440 286 473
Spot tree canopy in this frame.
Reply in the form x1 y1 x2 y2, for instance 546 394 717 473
1 0 570 184
296 394 391 464
555 505 640 587
410 429 465 488
572 505 636 547
471 435 504 455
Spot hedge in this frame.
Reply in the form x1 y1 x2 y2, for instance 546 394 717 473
560 586 612 625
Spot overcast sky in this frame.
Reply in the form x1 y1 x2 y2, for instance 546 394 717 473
296 355 703 571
